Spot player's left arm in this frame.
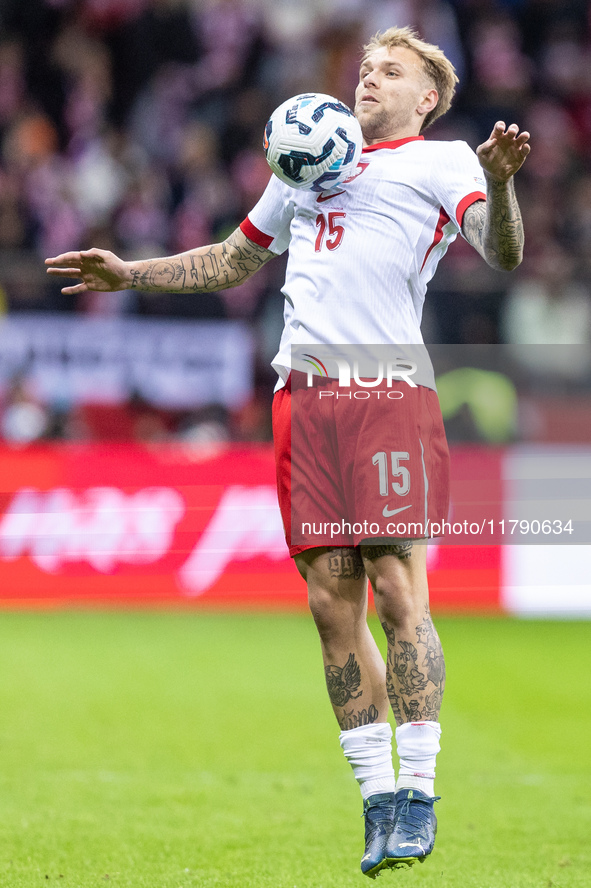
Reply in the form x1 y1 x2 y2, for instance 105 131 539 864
462 121 530 271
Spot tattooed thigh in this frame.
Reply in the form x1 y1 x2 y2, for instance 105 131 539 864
327 547 365 579
361 540 414 562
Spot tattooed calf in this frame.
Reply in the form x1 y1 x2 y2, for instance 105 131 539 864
324 652 363 707
416 613 446 687
381 618 445 724
394 641 428 695
386 661 403 724
340 704 379 731
423 687 443 721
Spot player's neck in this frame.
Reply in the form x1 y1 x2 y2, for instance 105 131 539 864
363 126 423 147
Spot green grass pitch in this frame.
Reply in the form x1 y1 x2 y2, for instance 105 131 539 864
0 610 589 888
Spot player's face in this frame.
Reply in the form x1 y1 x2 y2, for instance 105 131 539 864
354 45 438 144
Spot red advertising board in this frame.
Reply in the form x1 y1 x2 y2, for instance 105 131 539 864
0 443 502 610
428 446 502 610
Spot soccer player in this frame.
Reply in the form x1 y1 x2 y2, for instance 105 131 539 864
46 27 529 879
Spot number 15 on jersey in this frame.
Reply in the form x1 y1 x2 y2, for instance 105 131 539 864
315 212 346 252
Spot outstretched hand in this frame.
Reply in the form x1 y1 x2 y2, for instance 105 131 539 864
477 122 530 183
45 248 130 295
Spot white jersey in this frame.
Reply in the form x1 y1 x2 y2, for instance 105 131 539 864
240 136 486 389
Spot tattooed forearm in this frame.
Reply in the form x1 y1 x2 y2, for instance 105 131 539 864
485 180 525 270
327 547 365 579
192 234 271 290
324 652 363 707
362 542 413 562
462 181 524 271
129 230 274 292
130 260 186 290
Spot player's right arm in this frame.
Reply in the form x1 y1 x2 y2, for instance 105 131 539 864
45 227 276 296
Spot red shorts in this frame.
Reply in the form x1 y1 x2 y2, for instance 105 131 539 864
273 371 450 557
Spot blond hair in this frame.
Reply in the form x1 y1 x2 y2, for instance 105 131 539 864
361 26 459 130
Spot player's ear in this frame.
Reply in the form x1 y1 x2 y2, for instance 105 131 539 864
417 88 438 119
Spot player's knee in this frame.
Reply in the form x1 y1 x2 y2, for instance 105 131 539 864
372 582 425 631
308 587 336 638
308 587 350 642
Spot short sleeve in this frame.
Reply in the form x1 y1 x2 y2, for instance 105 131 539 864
240 174 295 256
430 141 487 229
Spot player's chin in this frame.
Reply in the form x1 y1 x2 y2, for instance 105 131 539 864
355 102 376 119
355 97 375 113
358 107 388 137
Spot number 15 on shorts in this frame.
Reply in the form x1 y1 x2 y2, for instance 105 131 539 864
372 451 411 496
372 451 412 519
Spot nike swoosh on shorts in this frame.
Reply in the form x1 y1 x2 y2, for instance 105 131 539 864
382 503 413 518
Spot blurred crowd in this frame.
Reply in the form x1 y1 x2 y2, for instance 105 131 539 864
0 0 590 443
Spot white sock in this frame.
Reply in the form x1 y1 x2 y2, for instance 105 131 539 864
339 722 396 800
395 721 441 797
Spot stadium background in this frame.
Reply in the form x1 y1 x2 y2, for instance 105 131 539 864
0 0 589 611
0 4 590 888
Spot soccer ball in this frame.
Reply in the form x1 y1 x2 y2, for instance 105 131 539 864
263 93 363 192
